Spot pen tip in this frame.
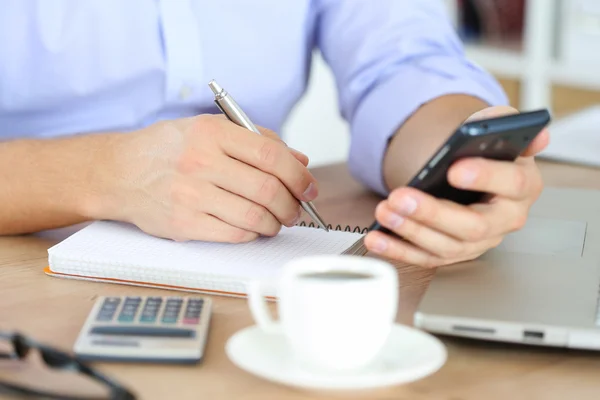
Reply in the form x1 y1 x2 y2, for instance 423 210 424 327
208 79 223 96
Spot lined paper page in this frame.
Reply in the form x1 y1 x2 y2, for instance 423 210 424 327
48 221 364 282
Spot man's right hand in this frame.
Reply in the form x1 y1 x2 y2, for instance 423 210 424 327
91 114 318 243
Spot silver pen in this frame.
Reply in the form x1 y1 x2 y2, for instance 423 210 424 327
208 79 329 231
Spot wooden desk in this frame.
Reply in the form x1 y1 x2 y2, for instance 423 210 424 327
2 160 600 400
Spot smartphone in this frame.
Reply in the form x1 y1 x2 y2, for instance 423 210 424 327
369 108 551 236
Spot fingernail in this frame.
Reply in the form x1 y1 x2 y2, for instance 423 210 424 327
387 213 404 229
465 108 492 122
394 196 418 215
460 168 478 188
302 182 318 201
370 237 388 254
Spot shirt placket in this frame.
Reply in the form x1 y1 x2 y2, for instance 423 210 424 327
158 0 203 104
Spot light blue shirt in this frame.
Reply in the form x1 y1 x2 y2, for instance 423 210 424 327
0 0 507 195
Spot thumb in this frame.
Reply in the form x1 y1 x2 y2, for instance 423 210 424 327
464 105 519 122
257 126 310 167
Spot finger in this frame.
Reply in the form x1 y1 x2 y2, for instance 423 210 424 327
470 197 529 237
206 156 302 227
256 125 281 140
447 157 540 200
169 212 259 244
364 229 504 268
289 148 309 166
211 116 310 166
464 105 519 122
374 200 466 259
217 119 319 202
387 187 489 242
205 186 283 237
363 230 445 268
257 126 309 166
520 128 550 157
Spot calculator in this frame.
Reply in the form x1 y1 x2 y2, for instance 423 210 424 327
73 295 212 364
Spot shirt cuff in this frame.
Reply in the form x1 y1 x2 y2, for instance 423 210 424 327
348 55 509 197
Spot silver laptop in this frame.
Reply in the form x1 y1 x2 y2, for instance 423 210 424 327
414 187 600 350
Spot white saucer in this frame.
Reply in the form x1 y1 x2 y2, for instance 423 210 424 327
225 323 447 392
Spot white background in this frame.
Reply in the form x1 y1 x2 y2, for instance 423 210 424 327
281 52 350 168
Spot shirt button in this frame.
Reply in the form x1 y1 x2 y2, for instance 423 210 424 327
179 85 193 100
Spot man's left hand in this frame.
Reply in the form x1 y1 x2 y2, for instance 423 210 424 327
364 106 550 268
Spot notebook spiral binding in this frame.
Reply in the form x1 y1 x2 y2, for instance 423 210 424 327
296 221 369 234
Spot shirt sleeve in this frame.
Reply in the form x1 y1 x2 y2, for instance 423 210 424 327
314 0 509 196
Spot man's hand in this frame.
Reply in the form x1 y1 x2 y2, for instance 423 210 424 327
364 106 550 268
90 114 317 243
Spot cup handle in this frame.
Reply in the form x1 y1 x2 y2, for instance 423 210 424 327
247 280 281 334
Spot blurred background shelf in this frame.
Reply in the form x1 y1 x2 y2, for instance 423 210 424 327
465 42 600 96
464 43 523 79
450 0 600 113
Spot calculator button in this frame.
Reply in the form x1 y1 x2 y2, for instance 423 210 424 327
166 297 183 303
118 299 141 323
140 310 158 319
139 297 162 323
100 298 121 308
162 314 181 320
184 299 203 319
124 297 141 305
147 296 162 302
184 309 202 318
96 298 121 321
96 313 115 322
161 298 183 321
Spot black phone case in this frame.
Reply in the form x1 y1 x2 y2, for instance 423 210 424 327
369 109 551 237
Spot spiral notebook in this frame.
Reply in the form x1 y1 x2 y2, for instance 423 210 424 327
44 220 368 298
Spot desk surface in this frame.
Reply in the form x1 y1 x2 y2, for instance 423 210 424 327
2 159 600 400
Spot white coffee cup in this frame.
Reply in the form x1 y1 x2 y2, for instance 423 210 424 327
248 255 398 373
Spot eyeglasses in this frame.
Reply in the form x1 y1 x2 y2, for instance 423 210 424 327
0 331 136 400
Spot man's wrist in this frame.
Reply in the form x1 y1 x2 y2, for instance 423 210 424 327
0 133 125 235
77 132 131 223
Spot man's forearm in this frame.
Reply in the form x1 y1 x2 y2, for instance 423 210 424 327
382 94 490 190
0 134 118 235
